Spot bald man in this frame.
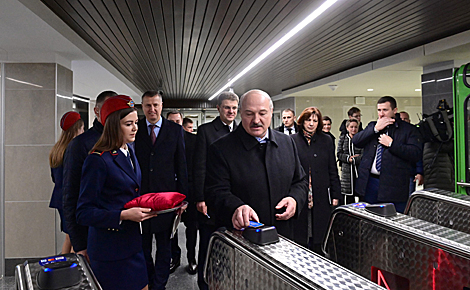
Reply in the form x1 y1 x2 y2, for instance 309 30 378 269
205 89 307 239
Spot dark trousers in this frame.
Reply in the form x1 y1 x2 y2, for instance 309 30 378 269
185 218 198 261
143 230 172 290
363 175 407 213
197 222 217 290
171 232 181 261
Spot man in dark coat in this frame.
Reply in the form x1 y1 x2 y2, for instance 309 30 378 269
352 96 422 213
339 106 364 135
275 108 299 135
134 90 188 290
205 89 308 240
62 90 117 259
192 91 238 290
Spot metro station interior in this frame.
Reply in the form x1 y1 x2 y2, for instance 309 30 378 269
2 0 470 289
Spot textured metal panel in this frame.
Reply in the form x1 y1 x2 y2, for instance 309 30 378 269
325 204 470 290
206 230 383 290
406 188 470 234
15 253 101 290
39 0 470 106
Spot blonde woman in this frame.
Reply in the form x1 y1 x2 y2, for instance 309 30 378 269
49 111 84 254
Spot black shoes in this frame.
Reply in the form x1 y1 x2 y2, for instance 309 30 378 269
169 258 180 274
186 259 197 275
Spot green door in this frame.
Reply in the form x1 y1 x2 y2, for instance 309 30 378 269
453 63 470 194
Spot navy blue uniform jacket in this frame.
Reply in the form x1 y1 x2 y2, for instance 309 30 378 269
134 117 188 233
205 126 308 239
77 146 142 262
49 166 64 209
63 118 104 251
352 116 422 202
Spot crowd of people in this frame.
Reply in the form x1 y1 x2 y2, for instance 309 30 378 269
48 89 423 289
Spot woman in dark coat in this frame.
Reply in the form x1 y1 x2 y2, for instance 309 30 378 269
291 107 341 255
77 95 157 290
49 111 84 254
337 119 363 205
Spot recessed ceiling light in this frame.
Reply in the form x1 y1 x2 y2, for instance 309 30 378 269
367 89 374 92
208 0 339 100
415 89 421 92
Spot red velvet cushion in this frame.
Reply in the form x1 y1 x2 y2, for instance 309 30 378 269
124 192 186 211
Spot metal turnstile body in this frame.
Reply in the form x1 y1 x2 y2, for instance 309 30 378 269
15 253 101 290
324 203 470 290
405 188 470 234
204 229 383 290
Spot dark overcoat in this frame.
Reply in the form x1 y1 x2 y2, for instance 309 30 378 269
76 146 142 262
205 126 308 240
63 118 103 251
352 116 422 202
291 131 341 245
134 117 188 233
193 116 236 225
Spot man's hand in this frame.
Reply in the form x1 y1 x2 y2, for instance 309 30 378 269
196 201 207 215
332 199 339 206
414 174 424 186
232 205 259 230
348 154 360 163
375 117 395 131
275 197 297 220
378 134 393 147
77 249 89 263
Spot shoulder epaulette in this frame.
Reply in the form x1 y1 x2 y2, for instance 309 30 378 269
91 150 104 156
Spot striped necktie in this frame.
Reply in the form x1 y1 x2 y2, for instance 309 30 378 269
376 143 383 172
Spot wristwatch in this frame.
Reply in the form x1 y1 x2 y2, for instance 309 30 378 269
388 141 393 147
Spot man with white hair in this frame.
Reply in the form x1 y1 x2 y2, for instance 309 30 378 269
205 89 307 239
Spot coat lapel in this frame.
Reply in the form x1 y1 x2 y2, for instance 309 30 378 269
113 149 139 185
154 117 169 148
138 118 154 149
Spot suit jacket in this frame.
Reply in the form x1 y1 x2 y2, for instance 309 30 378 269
76 146 142 262
352 115 422 202
62 118 103 251
275 123 299 135
291 131 341 245
205 126 308 239
134 117 188 233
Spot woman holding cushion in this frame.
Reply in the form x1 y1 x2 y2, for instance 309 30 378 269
77 95 156 290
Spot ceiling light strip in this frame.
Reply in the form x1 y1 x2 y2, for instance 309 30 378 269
208 0 339 100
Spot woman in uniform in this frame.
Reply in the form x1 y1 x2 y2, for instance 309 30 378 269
49 111 84 254
77 95 156 290
291 107 341 255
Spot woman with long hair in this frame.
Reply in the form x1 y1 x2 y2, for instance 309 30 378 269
77 95 156 290
49 111 84 254
291 107 341 255
337 119 363 205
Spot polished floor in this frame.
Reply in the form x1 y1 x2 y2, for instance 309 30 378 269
0 223 198 289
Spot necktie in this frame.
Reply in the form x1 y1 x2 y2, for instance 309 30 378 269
376 143 383 172
287 128 292 135
126 151 134 170
150 124 156 145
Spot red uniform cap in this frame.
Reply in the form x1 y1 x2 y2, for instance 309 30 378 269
100 95 135 124
60 111 81 131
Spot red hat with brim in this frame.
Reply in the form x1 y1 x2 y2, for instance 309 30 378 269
100 95 135 124
60 111 81 131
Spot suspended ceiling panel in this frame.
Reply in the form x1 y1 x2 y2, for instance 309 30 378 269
40 0 470 107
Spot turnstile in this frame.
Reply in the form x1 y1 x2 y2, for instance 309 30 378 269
15 253 101 290
405 188 470 234
324 203 470 290
204 229 383 290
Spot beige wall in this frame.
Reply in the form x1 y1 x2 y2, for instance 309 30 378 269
294 96 422 139
3 63 73 258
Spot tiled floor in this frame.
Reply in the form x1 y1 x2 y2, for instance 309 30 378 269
0 223 198 289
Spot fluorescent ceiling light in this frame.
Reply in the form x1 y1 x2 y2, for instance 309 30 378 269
421 79 435 84
208 0 339 100
415 89 421 92
367 88 374 92
6 77 43 88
